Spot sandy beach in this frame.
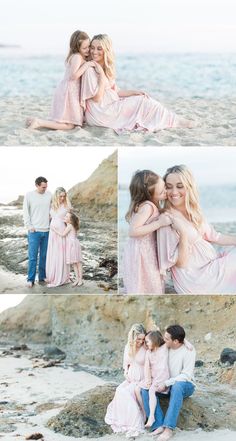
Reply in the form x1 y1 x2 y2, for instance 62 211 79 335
1 351 236 441
1 96 236 146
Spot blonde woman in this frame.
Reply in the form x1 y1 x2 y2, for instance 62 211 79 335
105 323 146 437
80 34 195 133
46 187 71 287
157 165 236 294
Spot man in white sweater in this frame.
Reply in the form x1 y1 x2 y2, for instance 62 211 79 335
141 325 196 441
23 177 51 287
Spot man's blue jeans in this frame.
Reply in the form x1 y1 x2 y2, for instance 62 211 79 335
141 382 195 430
27 231 49 283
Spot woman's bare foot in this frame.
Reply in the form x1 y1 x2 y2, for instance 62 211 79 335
145 415 155 428
26 117 41 129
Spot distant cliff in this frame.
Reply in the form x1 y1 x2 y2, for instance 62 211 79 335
0 295 235 368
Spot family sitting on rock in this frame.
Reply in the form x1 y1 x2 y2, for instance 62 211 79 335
105 324 196 441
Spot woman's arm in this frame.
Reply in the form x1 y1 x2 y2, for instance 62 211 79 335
118 89 147 98
129 207 172 238
171 218 190 268
51 224 72 237
214 234 236 246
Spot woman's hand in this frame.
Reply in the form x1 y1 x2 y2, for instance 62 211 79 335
158 213 173 228
124 371 130 382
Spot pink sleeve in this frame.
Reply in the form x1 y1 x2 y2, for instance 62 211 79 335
68 54 83 79
202 222 221 242
153 345 170 385
80 67 99 109
156 226 179 278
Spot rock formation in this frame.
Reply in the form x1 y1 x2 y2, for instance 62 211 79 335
68 150 117 221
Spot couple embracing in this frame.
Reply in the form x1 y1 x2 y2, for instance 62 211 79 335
23 177 83 288
27 30 195 133
105 324 196 441
123 166 236 294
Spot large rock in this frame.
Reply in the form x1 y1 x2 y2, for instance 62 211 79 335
47 383 236 437
220 348 236 365
68 151 117 221
47 384 116 437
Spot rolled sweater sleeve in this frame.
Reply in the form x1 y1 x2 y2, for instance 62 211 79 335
165 348 196 387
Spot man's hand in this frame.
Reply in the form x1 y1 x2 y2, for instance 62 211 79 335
155 383 166 392
29 228 35 233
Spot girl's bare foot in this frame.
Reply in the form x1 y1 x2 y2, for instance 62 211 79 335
145 416 155 428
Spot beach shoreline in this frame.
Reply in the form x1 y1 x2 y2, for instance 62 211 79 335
1 351 236 441
1 96 236 146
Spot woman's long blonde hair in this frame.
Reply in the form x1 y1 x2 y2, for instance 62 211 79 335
164 165 204 230
127 323 146 357
66 30 90 63
51 187 71 211
91 34 115 81
125 170 161 222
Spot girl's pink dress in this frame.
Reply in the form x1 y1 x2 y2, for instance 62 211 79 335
157 216 236 294
140 344 169 393
50 54 84 125
46 206 70 287
105 344 146 435
122 201 163 294
65 226 82 264
80 68 179 133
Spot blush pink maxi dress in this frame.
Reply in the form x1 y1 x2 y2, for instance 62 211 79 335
157 217 236 294
80 68 181 133
46 206 70 287
122 201 163 294
105 344 146 435
65 226 82 264
140 344 170 393
50 54 84 125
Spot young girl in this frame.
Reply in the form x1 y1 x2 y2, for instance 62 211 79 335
26 30 96 130
51 211 83 286
135 331 170 427
122 170 172 294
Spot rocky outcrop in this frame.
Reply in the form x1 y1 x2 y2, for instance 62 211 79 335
47 383 236 437
9 195 23 206
47 384 116 437
68 150 117 221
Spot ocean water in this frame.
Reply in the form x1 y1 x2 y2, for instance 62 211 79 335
119 185 236 232
1 52 236 99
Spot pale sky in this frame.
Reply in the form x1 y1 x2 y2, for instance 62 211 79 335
0 0 235 54
119 147 236 186
0 147 116 203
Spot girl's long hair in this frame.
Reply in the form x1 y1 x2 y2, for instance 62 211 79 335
66 30 90 63
69 211 80 231
164 164 204 230
127 323 146 358
91 34 115 81
51 187 71 211
125 170 161 222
